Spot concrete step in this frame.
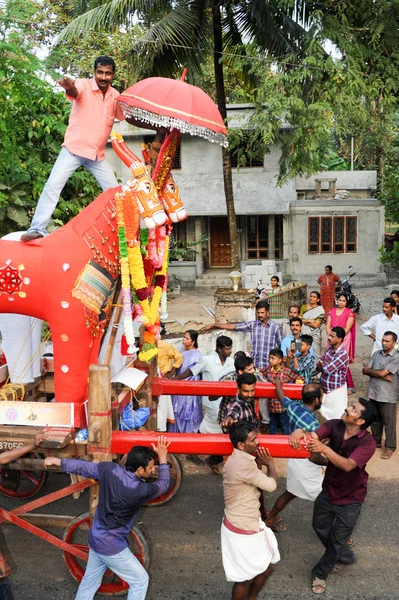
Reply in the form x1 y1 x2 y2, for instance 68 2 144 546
195 278 231 288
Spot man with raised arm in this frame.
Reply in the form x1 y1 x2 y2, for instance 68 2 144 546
22 56 126 241
44 436 170 600
221 422 280 600
290 399 377 594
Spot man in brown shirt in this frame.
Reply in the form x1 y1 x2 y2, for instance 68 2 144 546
221 422 280 600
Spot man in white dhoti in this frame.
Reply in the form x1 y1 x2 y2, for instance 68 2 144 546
317 327 349 420
265 380 326 532
221 422 280 600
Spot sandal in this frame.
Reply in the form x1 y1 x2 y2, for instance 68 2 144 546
312 577 326 594
381 449 394 459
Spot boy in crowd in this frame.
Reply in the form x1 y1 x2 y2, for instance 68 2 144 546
285 334 315 383
262 349 303 434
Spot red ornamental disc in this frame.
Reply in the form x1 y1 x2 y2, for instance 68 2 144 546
0 264 23 295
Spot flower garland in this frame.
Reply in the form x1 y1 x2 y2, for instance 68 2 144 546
148 226 166 270
115 192 137 354
115 187 169 362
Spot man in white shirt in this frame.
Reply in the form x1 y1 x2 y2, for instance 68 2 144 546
221 422 279 599
361 298 399 355
174 335 234 473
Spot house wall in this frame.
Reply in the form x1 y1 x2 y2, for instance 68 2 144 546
105 122 296 215
106 119 385 285
286 199 386 286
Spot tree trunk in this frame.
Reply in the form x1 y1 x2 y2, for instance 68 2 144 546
212 4 241 273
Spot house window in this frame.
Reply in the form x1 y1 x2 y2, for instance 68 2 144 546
308 216 357 254
247 216 283 259
229 132 265 168
143 136 181 170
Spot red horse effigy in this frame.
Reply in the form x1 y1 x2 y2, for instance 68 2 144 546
0 131 186 426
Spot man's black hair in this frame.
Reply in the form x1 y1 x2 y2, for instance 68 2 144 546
383 297 396 308
94 56 116 72
288 304 300 313
125 446 156 472
216 335 233 350
290 316 303 326
357 397 377 430
234 350 247 360
234 355 253 372
332 326 345 341
383 330 398 342
255 299 270 311
229 421 256 448
271 275 280 282
325 265 332 271
269 348 283 360
302 383 323 406
300 334 313 347
237 372 257 387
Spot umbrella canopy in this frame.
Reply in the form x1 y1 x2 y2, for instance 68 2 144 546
118 76 228 147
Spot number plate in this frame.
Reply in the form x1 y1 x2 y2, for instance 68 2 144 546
0 442 23 451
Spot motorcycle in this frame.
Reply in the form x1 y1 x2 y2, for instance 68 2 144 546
335 266 361 313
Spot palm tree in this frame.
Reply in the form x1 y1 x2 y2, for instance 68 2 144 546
60 0 309 271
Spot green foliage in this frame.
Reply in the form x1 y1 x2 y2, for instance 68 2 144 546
379 242 399 270
169 233 209 262
0 0 113 235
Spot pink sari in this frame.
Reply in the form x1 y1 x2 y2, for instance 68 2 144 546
328 307 355 361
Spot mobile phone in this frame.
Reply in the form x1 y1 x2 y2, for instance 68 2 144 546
294 338 302 352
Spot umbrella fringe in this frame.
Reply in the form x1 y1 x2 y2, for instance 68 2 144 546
120 104 229 148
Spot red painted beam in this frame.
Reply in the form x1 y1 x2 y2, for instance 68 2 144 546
151 378 303 399
111 431 310 459
0 508 88 562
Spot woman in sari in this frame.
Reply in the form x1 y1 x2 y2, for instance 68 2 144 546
168 330 203 434
300 291 325 361
317 265 341 315
326 293 356 393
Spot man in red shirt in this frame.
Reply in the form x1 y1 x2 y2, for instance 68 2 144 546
290 398 377 594
22 56 125 242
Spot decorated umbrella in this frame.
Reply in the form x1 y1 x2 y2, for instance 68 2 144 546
117 72 229 147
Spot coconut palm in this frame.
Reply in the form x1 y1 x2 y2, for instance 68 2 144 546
60 0 310 270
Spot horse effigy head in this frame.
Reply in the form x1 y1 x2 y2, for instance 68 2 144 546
111 133 168 230
162 173 187 223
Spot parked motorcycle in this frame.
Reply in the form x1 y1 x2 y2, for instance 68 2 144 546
335 266 361 313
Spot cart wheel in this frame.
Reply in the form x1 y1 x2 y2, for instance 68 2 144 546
63 512 151 596
0 453 48 499
144 454 183 507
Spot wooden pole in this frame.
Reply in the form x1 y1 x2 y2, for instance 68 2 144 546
87 364 112 520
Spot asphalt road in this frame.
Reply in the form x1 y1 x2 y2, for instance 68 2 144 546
1 467 398 600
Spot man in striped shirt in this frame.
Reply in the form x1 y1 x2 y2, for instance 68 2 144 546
265 379 325 532
317 327 349 420
203 299 282 370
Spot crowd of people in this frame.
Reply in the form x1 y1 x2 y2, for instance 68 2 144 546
153 265 399 597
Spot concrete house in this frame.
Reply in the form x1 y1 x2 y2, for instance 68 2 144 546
107 105 385 288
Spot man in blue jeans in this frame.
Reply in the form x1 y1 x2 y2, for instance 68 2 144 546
22 55 125 242
44 436 170 599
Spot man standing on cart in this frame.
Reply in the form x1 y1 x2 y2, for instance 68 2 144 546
44 436 170 600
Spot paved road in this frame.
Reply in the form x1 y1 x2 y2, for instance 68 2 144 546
2 466 398 599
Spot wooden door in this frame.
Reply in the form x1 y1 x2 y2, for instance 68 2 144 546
210 217 231 267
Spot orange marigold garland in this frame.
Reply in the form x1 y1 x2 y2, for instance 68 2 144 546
116 188 169 362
